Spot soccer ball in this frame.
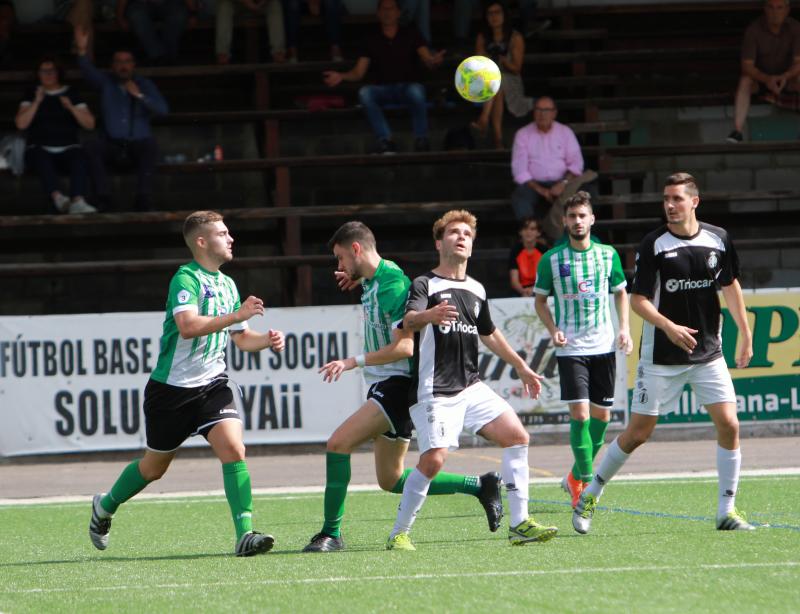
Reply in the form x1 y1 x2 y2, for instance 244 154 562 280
454 56 502 103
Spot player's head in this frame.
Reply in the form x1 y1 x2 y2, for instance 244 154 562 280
663 172 700 226
563 191 595 241
533 96 557 131
433 209 477 263
35 55 64 88
376 0 401 25
328 221 377 280
111 48 136 80
183 211 233 265
518 217 542 245
764 0 790 28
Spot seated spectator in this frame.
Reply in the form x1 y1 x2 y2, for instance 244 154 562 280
284 0 342 62
0 0 14 66
75 26 169 211
509 217 547 297
471 0 531 149
510 95 598 239
322 0 444 153
15 56 96 214
728 0 800 143
216 0 286 64
454 0 548 47
116 0 194 64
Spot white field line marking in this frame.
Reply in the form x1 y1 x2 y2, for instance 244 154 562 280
1 468 798 508
2 561 798 595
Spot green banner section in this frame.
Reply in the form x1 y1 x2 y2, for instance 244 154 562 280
627 375 800 424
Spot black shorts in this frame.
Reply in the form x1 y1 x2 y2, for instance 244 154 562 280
557 352 616 408
367 376 413 441
143 375 241 452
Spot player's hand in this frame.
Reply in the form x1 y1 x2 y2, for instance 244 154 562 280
73 25 90 54
334 270 361 292
665 322 698 354
516 364 544 399
735 339 753 369
552 329 567 347
549 181 566 197
125 80 143 99
267 329 285 352
237 295 264 321
323 70 343 87
765 75 785 95
319 357 356 382
59 96 74 110
426 49 446 68
426 300 458 325
520 286 533 297
617 330 633 355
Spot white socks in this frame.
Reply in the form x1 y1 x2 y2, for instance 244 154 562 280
390 468 431 538
501 444 530 527
716 445 741 518
585 437 630 499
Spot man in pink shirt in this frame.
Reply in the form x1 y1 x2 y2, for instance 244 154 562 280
510 96 597 239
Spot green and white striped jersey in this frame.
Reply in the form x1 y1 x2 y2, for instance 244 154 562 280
534 241 626 356
151 261 246 387
360 259 412 385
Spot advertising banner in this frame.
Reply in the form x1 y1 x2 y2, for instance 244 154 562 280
627 288 800 425
0 306 362 456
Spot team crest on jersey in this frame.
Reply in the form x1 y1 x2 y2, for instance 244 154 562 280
473 301 480 318
707 251 718 269
177 289 191 304
202 284 216 299
558 263 571 277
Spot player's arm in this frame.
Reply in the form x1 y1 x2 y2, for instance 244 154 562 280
630 293 698 355
174 295 264 339
720 280 753 369
319 326 413 383
509 269 526 296
533 292 566 347
614 287 633 355
323 57 369 86
480 328 543 399
417 45 445 69
403 302 458 331
231 328 285 353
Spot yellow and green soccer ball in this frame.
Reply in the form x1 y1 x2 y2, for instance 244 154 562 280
454 55 502 103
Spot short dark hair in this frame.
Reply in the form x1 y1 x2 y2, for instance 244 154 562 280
328 221 377 251
36 55 64 82
183 210 223 247
664 172 699 197
111 47 137 61
564 191 593 212
518 217 540 231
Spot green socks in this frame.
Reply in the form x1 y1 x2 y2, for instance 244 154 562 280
391 468 481 496
321 452 351 538
589 416 610 460
222 460 254 540
570 419 593 482
101 460 150 515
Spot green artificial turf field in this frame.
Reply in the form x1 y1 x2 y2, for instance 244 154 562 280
1 475 798 613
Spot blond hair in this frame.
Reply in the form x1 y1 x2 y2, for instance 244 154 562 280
432 209 477 241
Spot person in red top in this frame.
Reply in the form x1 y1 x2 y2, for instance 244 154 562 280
508 217 546 297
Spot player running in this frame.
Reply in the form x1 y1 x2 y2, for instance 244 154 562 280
573 173 755 534
302 221 503 553
88 211 286 557
386 210 558 551
533 192 632 508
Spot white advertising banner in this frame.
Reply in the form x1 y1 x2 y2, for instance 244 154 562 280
0 306 363 457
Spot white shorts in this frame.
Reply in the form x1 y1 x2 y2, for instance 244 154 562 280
630 356 736 416
410 381 511 453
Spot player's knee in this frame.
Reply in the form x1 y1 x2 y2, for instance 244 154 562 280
139 463 168 481
377 471 401 491
357 86 374 106
418 454 444 478
326 432 353 454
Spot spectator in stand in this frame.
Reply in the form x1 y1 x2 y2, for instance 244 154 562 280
322 0 444 154
454 0 549 47
508 217 547 297
0 0 14 66
510 96 598 240
216 0 286 64
116 0 195 64
283 0 342 62
74 26 169 211
471 0 532 149
15 56 97 214
728 0 800 143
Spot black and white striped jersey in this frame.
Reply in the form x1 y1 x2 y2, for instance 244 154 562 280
406 272 496 404
631 223 740 365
